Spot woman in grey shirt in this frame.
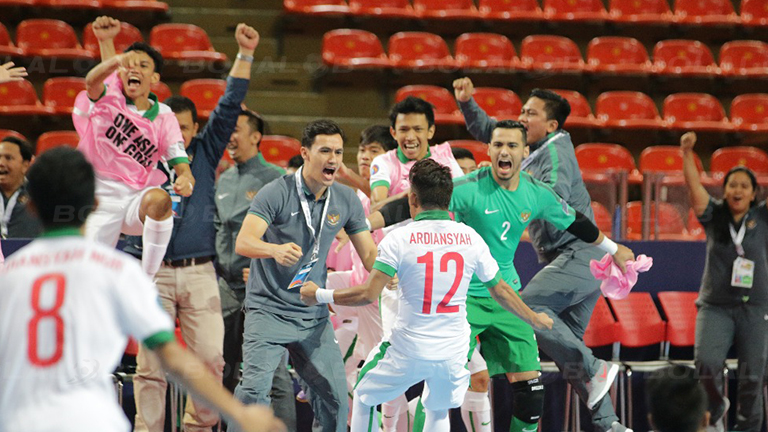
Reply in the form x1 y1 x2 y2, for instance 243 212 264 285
682 132 768 432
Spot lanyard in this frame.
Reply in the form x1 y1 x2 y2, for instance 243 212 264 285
0 189 20 239
521 131 565 171
729 219 747 257
294 167 331 260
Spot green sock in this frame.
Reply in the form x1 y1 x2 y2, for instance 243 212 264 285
509 416 538 432
411 397 426 432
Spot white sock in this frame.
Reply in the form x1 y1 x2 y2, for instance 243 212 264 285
424 408 450 432
461 389 492 432
382 394 407 431
351 394 375 432
141 216 173 278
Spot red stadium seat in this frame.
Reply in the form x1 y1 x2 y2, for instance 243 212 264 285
260 135 301 167
591 201 613 234
584 295 619 348
0 0 34 5
586 36 652 74
283 0 350 14
322 29 392 69
471 87 521 120
662 93 732 131
16 19 95 60
519 35 584 72
639 145 706 174
180 79 226 121
149 24 227 63
413 0 479 19
478 0 545 21
395 85 463 124
0 130 27 142
551 89 600 128
710 146 768 175
43 77 85 115
673 0 740 25
0 23 24 57
652 40 719 77
731 93 768 132
625 201 692 240
36 131 80 154
150 81 172 102
34 0 99 9
388 32 456 70
719 40 768 78
454 33 519 69
544 0 609 22
100 0 168 12
595 91 665 129
657 291 698 350
609 293 666 351
740 0 768 26
447 140 490 163
83 22 143 57
575 143 643 184
348 0 414 18
608 0 673 23
687 208 705 240
0 80 52 115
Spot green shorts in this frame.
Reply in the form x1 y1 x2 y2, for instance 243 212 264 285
467 295 541 377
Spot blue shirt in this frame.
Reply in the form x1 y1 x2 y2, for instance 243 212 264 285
123 76 249 260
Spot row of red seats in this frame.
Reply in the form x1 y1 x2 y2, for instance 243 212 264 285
0 20 226 63
396 84 768 133
322 30 768 78
0 0 167 12
287 0 768 27
0 129 302 167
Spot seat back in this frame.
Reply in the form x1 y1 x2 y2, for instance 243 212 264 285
447 140 490 163
150 81 172 102
0 22 16 48
180 79 226 113
551 89 593 119
0 130 26 142
388 32 452 62
608 292 666 348
741 0 768 21
575 143 637 172
36 131 80 154
472 87 521 120
479 0 542 14
583 295 618 347
17 19 81 51
544 0 606 14
720 41 768 72
675 0 735 16
587 36 649 67
625 201 688 239
731 93 768 127
591 201 613 234
43 77 86 111
639 145 705 173
413 0 475 13
349 0 410 8
609 0 671 15
520 35 583 66
595 91 660 122
652 40 716 69
657 291 698 347
662 93 727 123
260 135 301 167
150 24 215 53
83 22 142 55
711 146 768 175
395 85 458 116
454 33 516 66
322 29 386 63
0 80 41 107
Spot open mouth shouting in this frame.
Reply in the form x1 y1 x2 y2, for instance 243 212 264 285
322 166 337 181
497 159 513 176
126 74 142 91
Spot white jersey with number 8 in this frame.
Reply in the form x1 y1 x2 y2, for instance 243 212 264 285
0 235 173 432
374 214 501 361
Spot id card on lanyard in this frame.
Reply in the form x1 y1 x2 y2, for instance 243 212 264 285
730 219 754 289
0 189 20 239
288 167 331 289
161 160 183 219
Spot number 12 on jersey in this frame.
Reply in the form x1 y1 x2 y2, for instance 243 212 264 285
416 252 464 315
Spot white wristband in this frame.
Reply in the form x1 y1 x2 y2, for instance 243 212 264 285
315 288 335 304
597 236 619 255
236 52 254 62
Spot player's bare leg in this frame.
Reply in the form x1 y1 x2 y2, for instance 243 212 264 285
139 188 173 278
462 370 492 432
507 370 544 432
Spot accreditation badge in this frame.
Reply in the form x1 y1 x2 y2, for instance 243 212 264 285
288 258 318 290
732 257 755 289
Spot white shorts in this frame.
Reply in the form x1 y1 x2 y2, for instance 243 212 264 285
355 342 470 411
326 270 383 360
379 287 399 341
467 344 488 375
85 177 159 247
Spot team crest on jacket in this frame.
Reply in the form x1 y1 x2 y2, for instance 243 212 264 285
371 165 379 175
520 210 531 222
327 213 341 226
245 190 258 200
747 219 757 229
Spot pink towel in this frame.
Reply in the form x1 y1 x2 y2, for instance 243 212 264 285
589 254 653 300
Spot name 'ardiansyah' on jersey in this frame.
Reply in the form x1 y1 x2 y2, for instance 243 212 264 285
408 232 472 245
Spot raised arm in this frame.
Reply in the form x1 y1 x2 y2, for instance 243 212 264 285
229 23 259 80
91 16 120 61
235 214 303 265
487 279 553 330
680 132 711 216
454 77 497 143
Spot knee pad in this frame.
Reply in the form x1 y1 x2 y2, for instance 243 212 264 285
510 377 545 424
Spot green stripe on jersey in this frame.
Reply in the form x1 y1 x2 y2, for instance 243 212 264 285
355 341 390 389
143 330 175 349
370 180 390 191
373 261 397 277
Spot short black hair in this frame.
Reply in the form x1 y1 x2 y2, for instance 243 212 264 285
165 95 198 124
124 42 164 74
492 119 528 144
240 109 266 136
26 147 95 229
0 136 33 162
301 119 346 148
529 89 571 130
360 125 397 152
409 158 453 210
288 154 304 169
451 146 475 162
389 96 435 129
646 365 707 432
